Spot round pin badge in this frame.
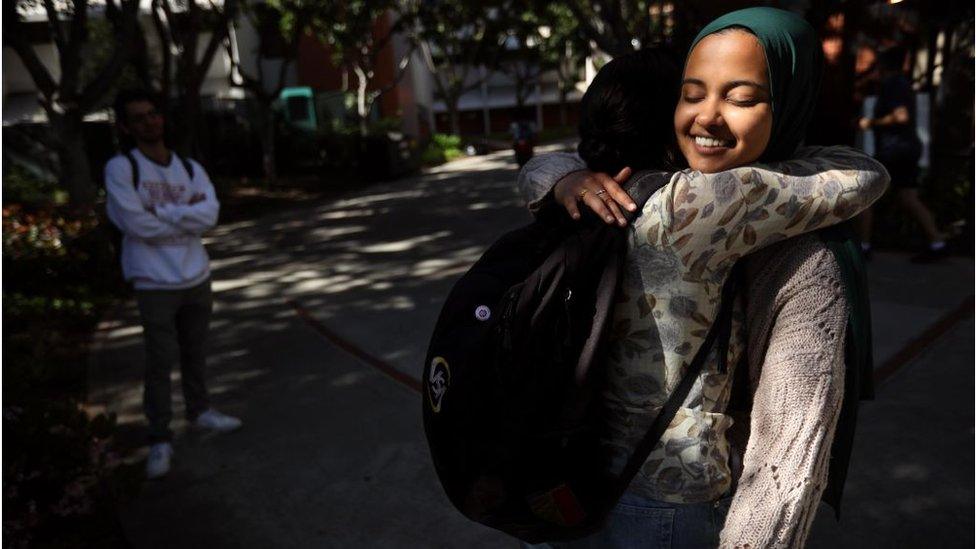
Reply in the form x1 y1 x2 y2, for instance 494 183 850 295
474 305 491 321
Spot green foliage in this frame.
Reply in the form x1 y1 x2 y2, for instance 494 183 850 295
433 133 462 150
532 4 589 90
329 116 404 137
2 165 65 206
409 1 511 133
421 133 464 166
306 0 401 68
3 195 132 546
547 1 665 56
2 395 139 547
78 17 144 112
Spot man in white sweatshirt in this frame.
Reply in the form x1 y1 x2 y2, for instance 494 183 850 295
106 90 242 479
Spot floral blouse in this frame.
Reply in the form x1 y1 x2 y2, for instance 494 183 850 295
517 147 889 503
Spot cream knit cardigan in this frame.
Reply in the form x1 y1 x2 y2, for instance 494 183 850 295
720 234 848 549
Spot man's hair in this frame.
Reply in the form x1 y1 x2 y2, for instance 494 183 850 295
577 48 683 175
113 89 160 124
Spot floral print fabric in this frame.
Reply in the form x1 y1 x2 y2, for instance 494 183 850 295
517 146 888 503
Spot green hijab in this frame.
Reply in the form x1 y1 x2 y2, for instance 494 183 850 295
690 7 822 161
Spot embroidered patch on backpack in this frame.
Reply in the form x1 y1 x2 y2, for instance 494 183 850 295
427 356 451 413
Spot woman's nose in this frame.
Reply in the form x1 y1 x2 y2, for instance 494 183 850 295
694 100 724 128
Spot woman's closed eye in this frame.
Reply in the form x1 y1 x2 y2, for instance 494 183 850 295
726 96 763 107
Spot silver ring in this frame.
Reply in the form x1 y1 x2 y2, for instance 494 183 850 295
595 189 608 197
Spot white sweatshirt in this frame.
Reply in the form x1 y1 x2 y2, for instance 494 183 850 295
105 149 219 290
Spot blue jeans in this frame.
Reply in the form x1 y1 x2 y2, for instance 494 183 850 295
522 492 732 549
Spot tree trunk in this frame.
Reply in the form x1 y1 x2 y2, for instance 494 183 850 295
558 87 568 128
177 87 203 159
52 111 96 207
256 99 277 185
448 103 461 136
355 65 370 136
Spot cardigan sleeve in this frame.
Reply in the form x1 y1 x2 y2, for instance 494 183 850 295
720 244 848 549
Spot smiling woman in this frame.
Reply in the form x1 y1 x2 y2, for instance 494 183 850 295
675 28 773 173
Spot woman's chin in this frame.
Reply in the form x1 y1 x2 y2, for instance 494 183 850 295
686 155 737 174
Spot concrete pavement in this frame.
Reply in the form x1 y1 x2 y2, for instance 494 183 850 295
88 148 974 548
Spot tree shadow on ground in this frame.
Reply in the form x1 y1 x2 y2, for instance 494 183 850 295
88 153 529 548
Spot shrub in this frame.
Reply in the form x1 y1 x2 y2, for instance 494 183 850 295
3 181 134 546
421 133 464 167
2 395 139 548
2 165 65 206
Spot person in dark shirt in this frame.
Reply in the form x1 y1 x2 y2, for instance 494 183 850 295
807 33 856 147
857 46 949 262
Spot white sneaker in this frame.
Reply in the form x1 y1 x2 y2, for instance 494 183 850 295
146 442 173 479
193 409 242 433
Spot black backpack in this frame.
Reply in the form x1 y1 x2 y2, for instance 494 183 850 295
120 150 195 190
422 171 742 543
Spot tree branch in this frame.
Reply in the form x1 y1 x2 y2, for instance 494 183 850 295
374 41 416 97
41 0 67 54
565 0 622 55
60 0 90 97
160 0 182 50
195 0 238 81
151 0 174 103
79 0 140 112
2 2 58 99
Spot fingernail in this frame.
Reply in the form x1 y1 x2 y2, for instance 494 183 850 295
628 203 637 211
572 213 580 219
606 215 614 222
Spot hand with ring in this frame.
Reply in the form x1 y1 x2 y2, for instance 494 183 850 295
553 167 635 226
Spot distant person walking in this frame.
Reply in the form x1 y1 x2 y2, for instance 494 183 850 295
105 90 242 479
858 47 949 262
807 13 857 147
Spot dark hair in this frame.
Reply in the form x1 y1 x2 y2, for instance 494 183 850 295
577 48 683 175
878 46 907 73
113 89 160 124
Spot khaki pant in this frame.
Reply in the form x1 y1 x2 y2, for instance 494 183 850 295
135 279 212 442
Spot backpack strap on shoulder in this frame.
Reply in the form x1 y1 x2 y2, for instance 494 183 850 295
622 170 671 222
817 223 874 516
124 150 140 190
609 261 744 505
175 154 195 180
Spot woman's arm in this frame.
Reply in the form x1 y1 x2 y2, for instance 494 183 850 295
720 245 847 549
657 146 888 279
517 152 635 224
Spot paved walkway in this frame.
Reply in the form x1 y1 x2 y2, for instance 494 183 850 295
89 148 974 548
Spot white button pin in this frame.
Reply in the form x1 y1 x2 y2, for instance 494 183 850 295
474 305 491 321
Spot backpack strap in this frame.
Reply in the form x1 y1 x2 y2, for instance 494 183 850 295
175 153 195 180
622 170 671 222
124 150 140 190
608 262 743 505
817 223 874 517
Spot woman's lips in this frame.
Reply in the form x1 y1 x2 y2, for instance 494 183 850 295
690 134 734 156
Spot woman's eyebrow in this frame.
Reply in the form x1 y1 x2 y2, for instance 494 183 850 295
681 78 706 86
726 80 770 93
